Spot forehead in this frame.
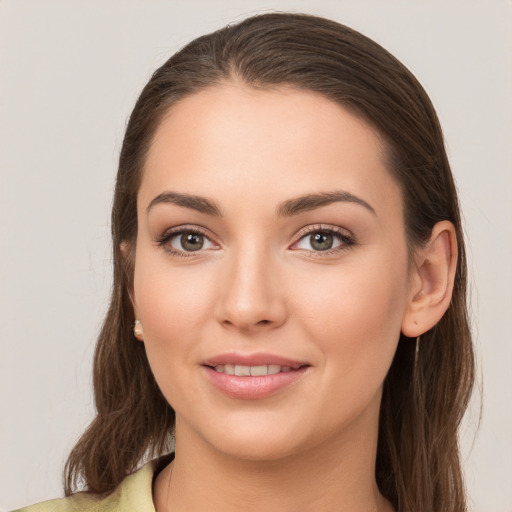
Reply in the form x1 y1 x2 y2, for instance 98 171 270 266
140 83 402 221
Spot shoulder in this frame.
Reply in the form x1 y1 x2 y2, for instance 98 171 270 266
11 491 105 512
12 458 162 512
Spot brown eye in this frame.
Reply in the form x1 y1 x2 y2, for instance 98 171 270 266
292 226 355 254
157 228 217 255
310 232 334 251
180 232 204 251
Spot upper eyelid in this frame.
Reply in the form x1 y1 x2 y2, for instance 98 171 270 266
159 224 215 240
294 224 352 239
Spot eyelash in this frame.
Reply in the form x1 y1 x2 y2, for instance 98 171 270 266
155 224 356 258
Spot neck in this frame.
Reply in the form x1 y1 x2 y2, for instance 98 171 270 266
154 413 392 512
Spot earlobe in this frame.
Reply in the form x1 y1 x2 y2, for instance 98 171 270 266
401 221 458 337
133 320 144 341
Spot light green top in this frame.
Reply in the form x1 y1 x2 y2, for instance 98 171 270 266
13 459 160 512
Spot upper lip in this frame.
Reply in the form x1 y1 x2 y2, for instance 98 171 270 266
202 352 308 369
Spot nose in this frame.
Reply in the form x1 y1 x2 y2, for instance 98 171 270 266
215 246 287 333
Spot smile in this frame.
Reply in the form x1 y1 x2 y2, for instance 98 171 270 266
202 355 310 400
212 364 294 376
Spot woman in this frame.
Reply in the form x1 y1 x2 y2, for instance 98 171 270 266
16 12 474 512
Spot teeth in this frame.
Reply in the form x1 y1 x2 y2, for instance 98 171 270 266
213 364 295 376
267 364 281 375
250 365 268 376
235 365 251 377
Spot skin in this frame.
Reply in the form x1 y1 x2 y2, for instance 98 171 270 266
130 82 457 512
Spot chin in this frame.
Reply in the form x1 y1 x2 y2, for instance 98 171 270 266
179 408 313 462
209 433 307 462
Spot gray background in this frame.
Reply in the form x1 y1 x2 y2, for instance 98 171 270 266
1 1 511 510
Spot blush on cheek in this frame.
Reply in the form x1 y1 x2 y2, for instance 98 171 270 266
135 253 211 321
134 264 219 386
297 263 405 366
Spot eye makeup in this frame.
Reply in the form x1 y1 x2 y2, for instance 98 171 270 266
154 223 356 259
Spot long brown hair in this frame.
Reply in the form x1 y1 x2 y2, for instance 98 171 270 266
65 13 475 511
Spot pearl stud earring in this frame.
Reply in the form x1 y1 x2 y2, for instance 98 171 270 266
133 320 144 340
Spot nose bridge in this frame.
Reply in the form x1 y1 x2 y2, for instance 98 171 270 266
217 240 285 330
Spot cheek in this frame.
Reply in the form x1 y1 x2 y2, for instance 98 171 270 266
133 251 216 366
135 247 210 317
133 255 220 409
293 254 408 382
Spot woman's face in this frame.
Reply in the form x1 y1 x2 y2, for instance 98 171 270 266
132 83 414 461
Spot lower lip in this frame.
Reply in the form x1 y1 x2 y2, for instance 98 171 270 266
202 366 309 400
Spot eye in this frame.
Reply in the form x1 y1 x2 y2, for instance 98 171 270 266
156 227 217 256
292 226 355 253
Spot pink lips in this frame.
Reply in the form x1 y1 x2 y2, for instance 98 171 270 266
203 353 306 368
202 352 310 400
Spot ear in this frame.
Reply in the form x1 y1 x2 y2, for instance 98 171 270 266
120 241 144 341
401 221 458 337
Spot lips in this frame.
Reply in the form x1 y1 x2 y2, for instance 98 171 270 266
203 353 306 368
201 353 310 400
213 364 294 376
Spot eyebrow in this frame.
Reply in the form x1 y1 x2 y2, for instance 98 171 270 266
146 190 376 217
276 191 376 217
